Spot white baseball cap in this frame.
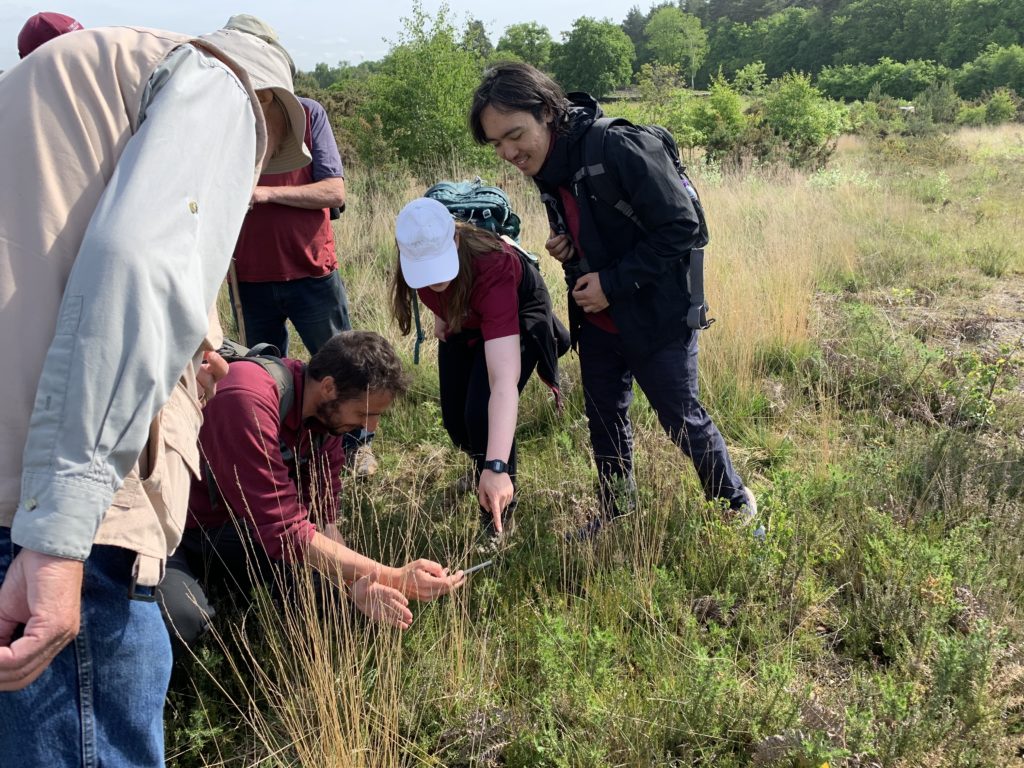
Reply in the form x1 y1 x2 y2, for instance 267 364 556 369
396 198 459 289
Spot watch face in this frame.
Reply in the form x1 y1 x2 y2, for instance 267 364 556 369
486 459 508 473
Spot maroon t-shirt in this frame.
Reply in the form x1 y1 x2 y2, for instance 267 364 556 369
186 358 344 562
417 244 522 340
558 186 618 334
233 100 342 282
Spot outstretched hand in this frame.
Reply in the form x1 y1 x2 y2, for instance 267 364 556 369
350 573 413 630
393 559 465 601
0 549 83 691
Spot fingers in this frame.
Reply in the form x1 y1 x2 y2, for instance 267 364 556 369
414 559 446 578
204 350 229 381
0 551 83 691
0 624 72 691
545 235 574 263
197 350 229 404
374 584 412 629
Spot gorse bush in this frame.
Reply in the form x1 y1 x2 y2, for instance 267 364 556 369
758 73 846 168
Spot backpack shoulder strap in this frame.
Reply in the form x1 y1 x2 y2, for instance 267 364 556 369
577 117 647 232
255 357 296 424
202 346 297 510
216 341 295 423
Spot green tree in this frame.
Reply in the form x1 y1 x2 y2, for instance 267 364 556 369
956 44 1024 99
354 2 492 173
461 18 493 61
644 6 709 88
495 22 553 69
550 17 635 98
732 60 768 95
621 5 651 73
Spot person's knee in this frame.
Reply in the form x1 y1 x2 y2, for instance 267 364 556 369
157 573 215 651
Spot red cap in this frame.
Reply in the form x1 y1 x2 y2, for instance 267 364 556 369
18 12 83 59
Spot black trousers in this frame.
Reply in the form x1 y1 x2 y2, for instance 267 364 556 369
577 322 747 514
437 332 539 487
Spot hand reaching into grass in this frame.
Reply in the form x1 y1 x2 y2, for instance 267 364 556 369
390 559 465 601
349 573 412 630
478 469 514 533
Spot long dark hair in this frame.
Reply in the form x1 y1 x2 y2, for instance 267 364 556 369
392 221 505 335
469 62 571 145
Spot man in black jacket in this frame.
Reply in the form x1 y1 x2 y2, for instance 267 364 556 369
469 62 760 535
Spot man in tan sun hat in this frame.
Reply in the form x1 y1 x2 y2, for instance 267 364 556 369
221 15 382 478
0 21 308 765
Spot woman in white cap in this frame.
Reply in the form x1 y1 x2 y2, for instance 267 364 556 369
392 197 565 542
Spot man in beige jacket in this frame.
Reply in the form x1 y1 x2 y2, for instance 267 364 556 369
0 24 311 765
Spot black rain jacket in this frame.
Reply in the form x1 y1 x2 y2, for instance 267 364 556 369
533 93 704 361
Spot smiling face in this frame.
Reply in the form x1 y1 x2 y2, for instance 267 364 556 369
478 105 553 178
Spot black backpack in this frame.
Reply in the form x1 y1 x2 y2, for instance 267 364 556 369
203 340 308 507
215 339 295 421
579 116 713 330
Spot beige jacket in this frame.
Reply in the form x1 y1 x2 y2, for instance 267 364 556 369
0 27 267 584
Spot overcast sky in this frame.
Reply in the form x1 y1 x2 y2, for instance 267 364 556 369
2 0 643 72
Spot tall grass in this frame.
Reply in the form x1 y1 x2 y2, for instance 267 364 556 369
172 125 1024 766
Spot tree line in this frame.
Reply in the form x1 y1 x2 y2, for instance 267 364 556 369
293 1 1021 175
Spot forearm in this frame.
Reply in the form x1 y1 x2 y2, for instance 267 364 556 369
252 177 344 210
482 335 521 462
485 383 519 463
302 529 399 588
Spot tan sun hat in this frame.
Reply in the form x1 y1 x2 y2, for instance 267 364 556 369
223 13 297 77
199 28 310 175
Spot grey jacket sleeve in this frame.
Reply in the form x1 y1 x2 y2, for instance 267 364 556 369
13 44 257 559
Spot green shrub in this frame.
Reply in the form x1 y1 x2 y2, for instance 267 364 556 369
759 72 845 169
912 80 961 124
684 76 747 162
985 88 1018 124
956 104 987 127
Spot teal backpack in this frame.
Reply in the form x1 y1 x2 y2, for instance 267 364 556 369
424 178 522 241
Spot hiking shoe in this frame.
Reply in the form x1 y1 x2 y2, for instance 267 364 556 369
734 487 766 542
350 445 378 479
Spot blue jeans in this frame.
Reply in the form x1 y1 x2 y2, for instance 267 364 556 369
577 323 747 514
0 528 171 767
237 269 352 355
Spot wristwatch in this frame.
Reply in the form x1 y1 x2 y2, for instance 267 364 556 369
482 459 509 474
